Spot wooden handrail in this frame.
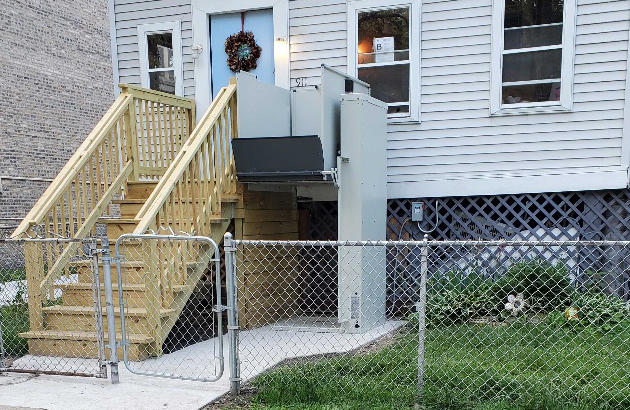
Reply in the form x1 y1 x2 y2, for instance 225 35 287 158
134 83 238 235
11 93 132 238
38 161 134 296
119 84 195 110
12 85 196 240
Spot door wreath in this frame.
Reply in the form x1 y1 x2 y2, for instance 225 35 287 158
225 31 262 72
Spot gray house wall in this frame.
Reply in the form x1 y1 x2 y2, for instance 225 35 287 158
0 0 114 233
288 0 630 200
115 0 195 98
110 0 630 201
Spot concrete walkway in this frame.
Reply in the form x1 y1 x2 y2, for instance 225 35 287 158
0 321 404 410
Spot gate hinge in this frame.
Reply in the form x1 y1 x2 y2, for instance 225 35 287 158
213 304 229 312
227 325 240 330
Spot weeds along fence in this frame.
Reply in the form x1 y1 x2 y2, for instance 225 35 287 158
230 239 630 409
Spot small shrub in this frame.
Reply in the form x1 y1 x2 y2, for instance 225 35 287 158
491 260 572 314
412 260 573 328
573 292 628 330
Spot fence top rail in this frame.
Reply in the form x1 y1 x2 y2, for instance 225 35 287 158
0 237 95 244
232 239 630 247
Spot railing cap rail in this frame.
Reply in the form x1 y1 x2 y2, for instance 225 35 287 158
119 84 195 108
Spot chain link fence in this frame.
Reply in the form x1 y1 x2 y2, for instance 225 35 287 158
3 234 630 409
114 234 224 382
229 239 630 409
0 238 106 377
230 239 420 406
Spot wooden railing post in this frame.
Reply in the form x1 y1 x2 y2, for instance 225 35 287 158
143 234 164 356
24 242 44 331
125 95 140 182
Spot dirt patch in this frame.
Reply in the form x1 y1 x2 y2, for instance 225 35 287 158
200 385 257 410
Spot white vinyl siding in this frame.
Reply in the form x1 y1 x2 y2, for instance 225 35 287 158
114 0 195 98
286 0 629 198
112 0 630 199
289 0 348 87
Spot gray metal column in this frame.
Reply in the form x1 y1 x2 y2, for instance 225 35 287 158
337 93 388 333
224 233 241 394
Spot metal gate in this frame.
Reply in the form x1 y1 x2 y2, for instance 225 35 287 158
0 238 107 378
113 234 226 382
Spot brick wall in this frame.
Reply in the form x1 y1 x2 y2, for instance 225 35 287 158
0 0 114 229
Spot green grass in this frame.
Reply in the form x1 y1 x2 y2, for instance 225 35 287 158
228 323 630 410
0 267 26 283
1 302 29 357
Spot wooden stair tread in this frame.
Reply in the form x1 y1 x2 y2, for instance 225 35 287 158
126 181 158 186
165 217 229 224
97 218 140 224
221 195 240 203
43 305 175 317
68 260 145 267
112 199 146 204
20 330 154 344
57 282 188 292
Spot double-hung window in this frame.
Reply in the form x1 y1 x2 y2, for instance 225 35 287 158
348 0 420 121
491 0 576 114
138 21 183 95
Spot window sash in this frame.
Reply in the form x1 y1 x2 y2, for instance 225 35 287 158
354 4 412 116
358 60 410 69
502 44 562 55
491 0 576 114
358 49 410 57
147 67 175 73
504 22 563 31
138 21 182 96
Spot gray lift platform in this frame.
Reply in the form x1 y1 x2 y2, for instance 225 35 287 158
232 65 388 333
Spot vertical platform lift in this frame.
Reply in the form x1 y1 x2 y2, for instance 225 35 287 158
232 66 388 333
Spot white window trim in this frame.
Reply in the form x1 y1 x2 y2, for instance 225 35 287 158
191 0 289 118
490 0 577 116
138 21 183 96
348 0 421 123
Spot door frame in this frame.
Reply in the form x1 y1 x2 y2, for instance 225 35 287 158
192 0 289 117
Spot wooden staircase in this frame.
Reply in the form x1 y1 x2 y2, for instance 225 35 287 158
12 82 240 360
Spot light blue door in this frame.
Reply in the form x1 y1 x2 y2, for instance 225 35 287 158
210 9 275 99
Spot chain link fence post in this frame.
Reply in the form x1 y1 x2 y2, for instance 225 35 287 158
100 239 119 384
89 242 107 379
224 232 241 395
417 235 429 401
